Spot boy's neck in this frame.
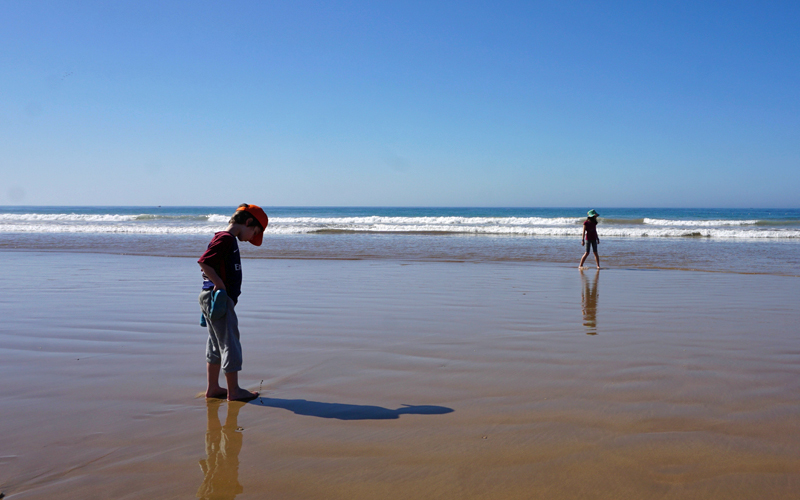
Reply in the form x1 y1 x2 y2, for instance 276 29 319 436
225 223 243 238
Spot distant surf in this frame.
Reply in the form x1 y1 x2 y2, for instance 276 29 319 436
1 207 798 239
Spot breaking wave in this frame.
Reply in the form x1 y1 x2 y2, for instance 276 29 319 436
1 213 799 239
643 218 760 226
0 224 220 235
0 213 222 222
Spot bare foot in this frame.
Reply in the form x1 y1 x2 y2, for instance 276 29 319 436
205 388 228 399
228 388 259 402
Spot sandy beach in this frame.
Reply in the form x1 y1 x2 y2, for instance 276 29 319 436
1 251 799 499
5 0 800 496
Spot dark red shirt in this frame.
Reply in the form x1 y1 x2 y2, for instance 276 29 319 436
198 232 242 303
583 219 599 242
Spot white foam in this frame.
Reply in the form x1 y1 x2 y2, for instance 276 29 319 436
206 214 230 223
643 218 759 226
1 214 798 238
266 224 800 238
0 224 222 235
271 216 582 226
0 213 139 222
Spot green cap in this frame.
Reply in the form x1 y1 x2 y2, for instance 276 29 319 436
587 209 599 217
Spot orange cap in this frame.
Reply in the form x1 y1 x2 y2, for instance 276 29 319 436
235 204 269 246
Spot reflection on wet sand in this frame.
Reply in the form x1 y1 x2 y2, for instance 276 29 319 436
580 269 599 335
197 400 244 500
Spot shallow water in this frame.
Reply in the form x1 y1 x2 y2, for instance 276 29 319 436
1 252 798 499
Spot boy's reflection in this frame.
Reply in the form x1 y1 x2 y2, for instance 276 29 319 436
580 269 599 335
197 400 244 499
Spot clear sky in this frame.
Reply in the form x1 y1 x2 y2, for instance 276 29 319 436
1 1 798 207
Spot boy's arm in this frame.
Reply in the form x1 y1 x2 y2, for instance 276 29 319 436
199 263 226 291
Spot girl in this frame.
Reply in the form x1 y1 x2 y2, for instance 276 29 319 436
579 209 601 269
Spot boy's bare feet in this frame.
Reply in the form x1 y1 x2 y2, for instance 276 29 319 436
228 388 259 402
223 372 259 401
205 388 228 399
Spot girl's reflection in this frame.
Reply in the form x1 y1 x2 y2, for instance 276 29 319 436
197 400 244 499
580 269 599 335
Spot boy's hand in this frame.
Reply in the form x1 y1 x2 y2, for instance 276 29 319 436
199 263 226 292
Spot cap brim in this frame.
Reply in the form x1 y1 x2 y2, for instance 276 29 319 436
250 230 263 246
236 204 268 245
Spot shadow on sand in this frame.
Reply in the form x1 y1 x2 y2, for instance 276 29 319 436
250 397 454 420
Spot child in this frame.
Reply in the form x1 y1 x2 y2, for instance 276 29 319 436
579 209 601 269
198 204 268 401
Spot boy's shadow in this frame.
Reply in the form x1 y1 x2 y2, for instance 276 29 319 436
251 397 454 420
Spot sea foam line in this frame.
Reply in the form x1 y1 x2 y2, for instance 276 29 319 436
0 224 221 235
0 213 779 228
0 214 585 225
0 213 225 222
270 216 583 226
1 223 799 238
643 218 759 226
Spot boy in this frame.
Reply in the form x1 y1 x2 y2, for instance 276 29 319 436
198 204 268 401
579 209 601 269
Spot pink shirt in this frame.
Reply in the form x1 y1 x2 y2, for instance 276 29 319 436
583 220 598 242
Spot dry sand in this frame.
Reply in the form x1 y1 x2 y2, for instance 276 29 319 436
1 252 798 499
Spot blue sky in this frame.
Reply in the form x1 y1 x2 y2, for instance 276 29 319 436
1 1 798 207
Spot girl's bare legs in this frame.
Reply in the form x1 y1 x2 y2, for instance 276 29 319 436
593 251 600 269
579 251 590 268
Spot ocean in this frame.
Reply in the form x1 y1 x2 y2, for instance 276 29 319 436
2 206 799 275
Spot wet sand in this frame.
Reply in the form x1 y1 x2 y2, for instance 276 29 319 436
4 232 800 277
1 252 799 499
